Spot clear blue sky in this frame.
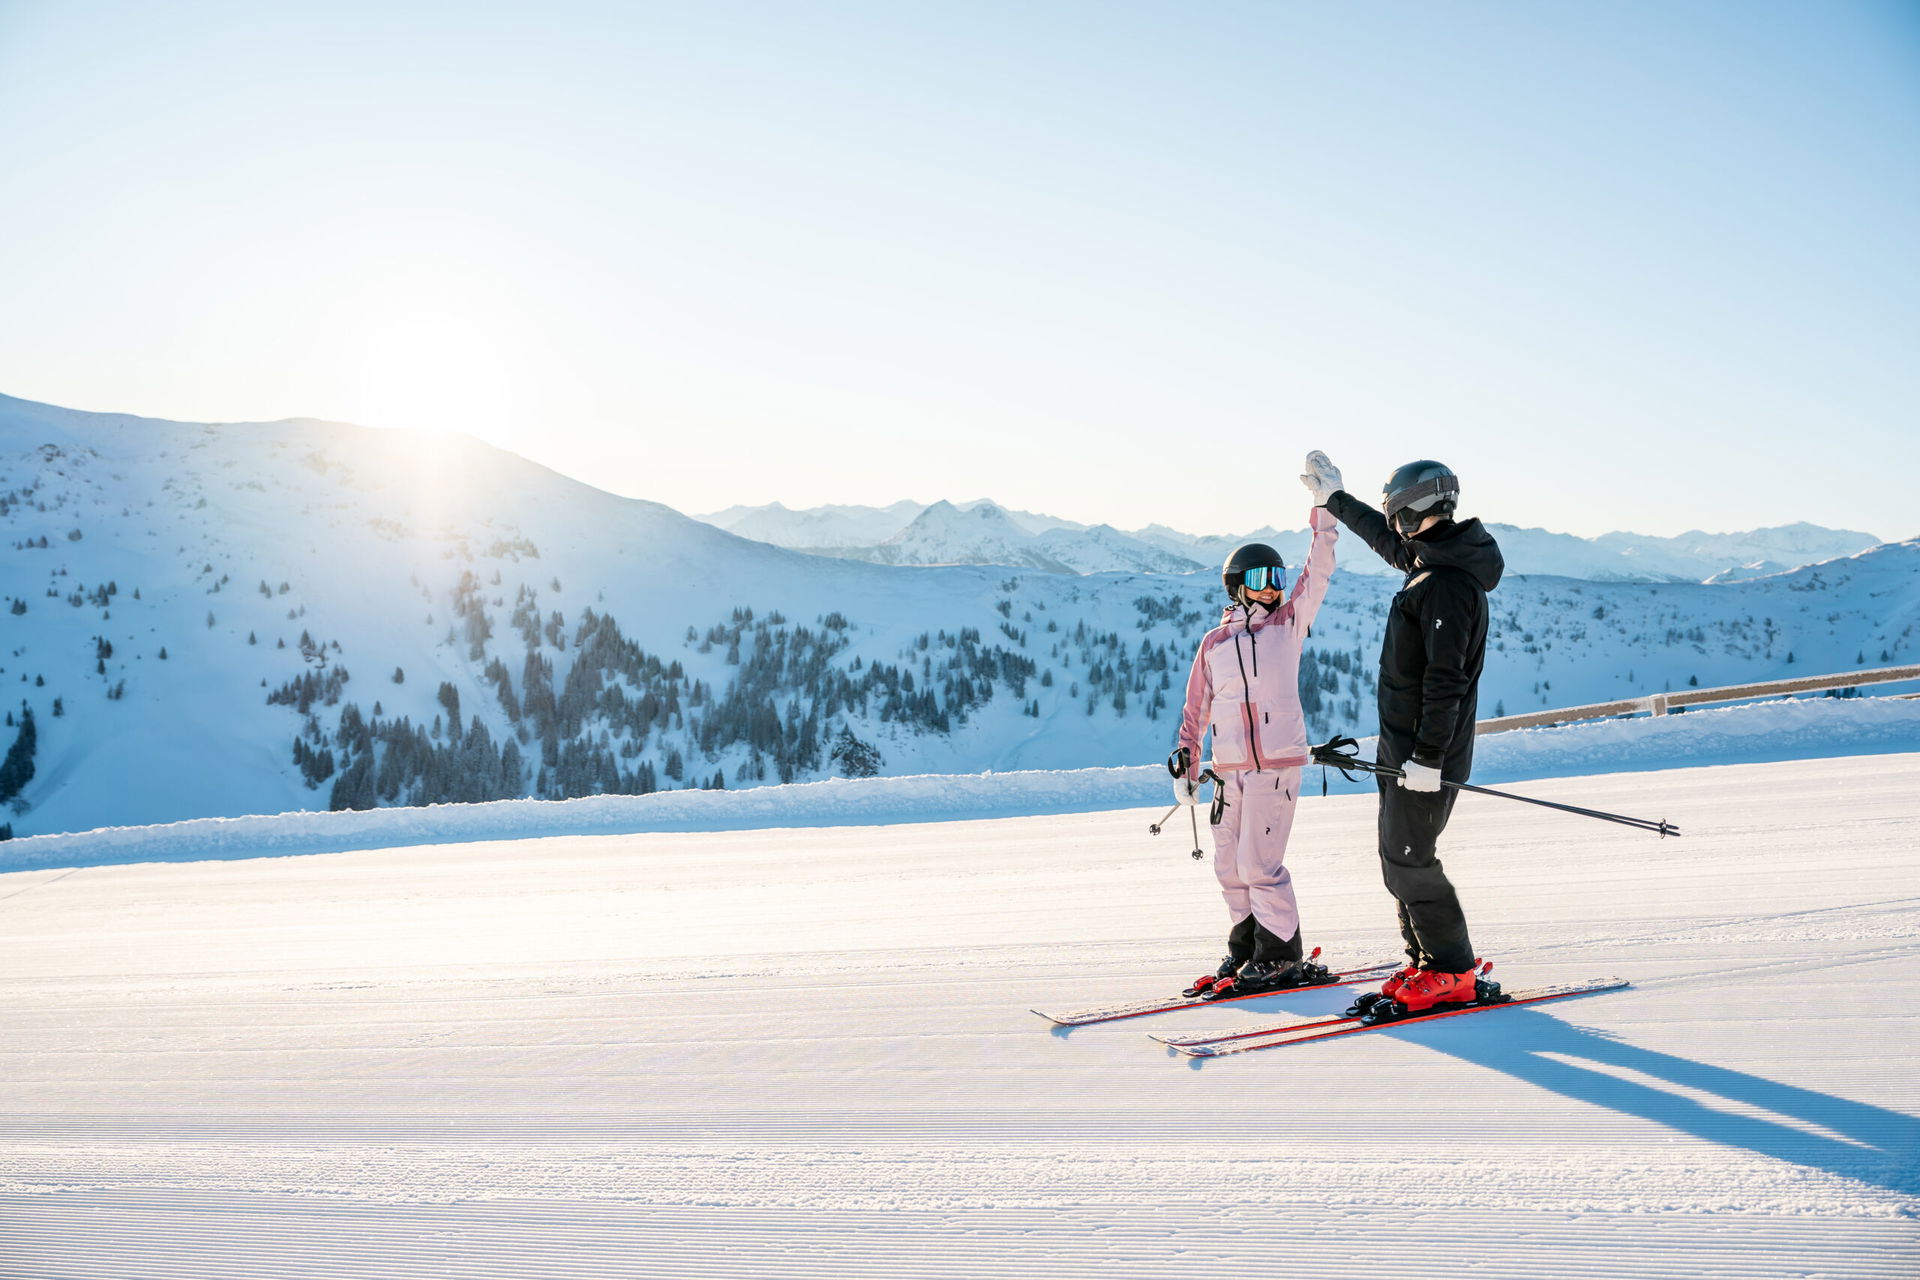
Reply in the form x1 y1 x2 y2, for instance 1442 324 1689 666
2 1 1915 539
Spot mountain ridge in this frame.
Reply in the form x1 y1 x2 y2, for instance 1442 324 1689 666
700 497 1888 582
4 391 1916 839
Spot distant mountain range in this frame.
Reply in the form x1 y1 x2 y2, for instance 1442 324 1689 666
4 389 1916 840
698 500 1889 584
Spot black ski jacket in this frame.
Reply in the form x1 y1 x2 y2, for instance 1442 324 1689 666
1324 491 1505 778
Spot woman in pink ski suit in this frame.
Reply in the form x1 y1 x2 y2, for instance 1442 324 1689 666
1169 505 1338 999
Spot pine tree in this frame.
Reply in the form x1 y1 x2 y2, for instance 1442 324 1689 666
0 707 36 804
828 725 883 778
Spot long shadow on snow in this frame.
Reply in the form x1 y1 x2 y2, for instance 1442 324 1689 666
1410 1005 1920 1198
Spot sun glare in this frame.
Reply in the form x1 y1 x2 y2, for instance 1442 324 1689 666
356 318 516 439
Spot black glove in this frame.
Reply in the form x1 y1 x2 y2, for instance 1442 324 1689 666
1166 745 1192 779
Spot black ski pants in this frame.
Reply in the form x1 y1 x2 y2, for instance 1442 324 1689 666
1225 913 1303 965
1375 779 1474 972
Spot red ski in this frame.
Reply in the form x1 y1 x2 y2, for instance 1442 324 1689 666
1031 957 1402 1027
1163 979 1630 1056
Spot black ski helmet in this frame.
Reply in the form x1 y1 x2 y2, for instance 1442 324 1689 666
1221 542 1286 604
1382 460 1459 534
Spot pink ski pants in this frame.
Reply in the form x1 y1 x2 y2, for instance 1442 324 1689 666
1210 767 1304 939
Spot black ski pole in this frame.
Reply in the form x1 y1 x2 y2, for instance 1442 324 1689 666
1149 768 1222 859
1146 800 1206 859
1310 736 1681 838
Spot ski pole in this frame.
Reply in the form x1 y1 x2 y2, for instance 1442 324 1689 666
1149 768 1222 858
1310 736 1681 838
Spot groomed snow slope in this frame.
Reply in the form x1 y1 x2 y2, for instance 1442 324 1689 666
3 754 1918 1279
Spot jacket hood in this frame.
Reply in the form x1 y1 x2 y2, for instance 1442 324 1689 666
1411 517 1504 592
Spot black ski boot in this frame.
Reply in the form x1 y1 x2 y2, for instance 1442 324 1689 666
1181 956 1243 999
1205 957 1300 1000
1185 915 1260 998
1292 948 1332 986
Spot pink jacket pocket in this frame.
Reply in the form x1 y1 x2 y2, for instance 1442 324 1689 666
1210 713 1253 770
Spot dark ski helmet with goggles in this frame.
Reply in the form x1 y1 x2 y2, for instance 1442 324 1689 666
1382 459 1459 535
1222 543 1287 605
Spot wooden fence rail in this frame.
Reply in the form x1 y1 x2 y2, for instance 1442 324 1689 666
1475 664 1920 736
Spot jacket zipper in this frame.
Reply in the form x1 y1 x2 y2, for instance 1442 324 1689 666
1230 615 1266 772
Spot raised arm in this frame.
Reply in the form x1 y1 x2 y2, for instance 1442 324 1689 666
1303 449 1417 574
1286 506 1338 630
1326 490 1417 573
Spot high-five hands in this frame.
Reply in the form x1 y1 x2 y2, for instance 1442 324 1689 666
1300 451 1343 507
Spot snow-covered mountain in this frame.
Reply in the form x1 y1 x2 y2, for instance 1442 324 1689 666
851 499 1081 572
4 391 1917 839
1029 524 1204 574
696 500 924 549
702 500 1887 582
1135 524 1302 571
817 501 1204 574
1704 560 1791 584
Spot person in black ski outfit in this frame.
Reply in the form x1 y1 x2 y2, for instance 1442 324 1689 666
1300 451 1505 1012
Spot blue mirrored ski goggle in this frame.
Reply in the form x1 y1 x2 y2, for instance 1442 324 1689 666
1241 566 1283 593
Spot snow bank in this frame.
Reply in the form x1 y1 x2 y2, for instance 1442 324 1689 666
1468 693 1920 784
6 696 1918 872
0 766 1170 871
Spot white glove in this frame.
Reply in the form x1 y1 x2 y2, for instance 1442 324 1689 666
1173 776 1201 806
1398 760 1444 792
1300 450 1344 507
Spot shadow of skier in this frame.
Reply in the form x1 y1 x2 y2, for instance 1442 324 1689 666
1414 1004 1920 1199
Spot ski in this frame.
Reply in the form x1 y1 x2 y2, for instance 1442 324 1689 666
1030 960 1403 1027
1165 979 1630 1056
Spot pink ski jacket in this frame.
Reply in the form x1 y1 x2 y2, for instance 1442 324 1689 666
1177 507 1338 773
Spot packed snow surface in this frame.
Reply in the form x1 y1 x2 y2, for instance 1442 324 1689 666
3 753 1917 1278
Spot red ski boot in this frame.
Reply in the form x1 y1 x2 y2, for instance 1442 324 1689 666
1346 962 1421 1018
1379 963 1420 1001
1394 965 1482 1013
